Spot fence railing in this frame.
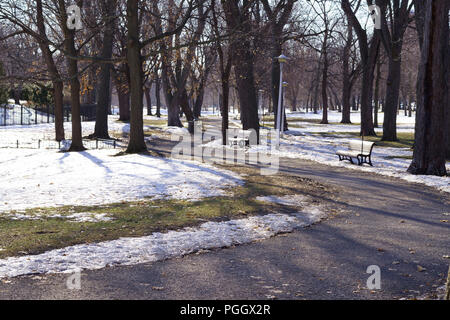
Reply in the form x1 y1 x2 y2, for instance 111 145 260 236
0 104 97 127
0 138 120 150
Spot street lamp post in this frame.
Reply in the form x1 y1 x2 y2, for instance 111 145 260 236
275 54 288 148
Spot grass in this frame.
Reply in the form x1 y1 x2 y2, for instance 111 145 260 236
0 166 335 259
143 119 169 127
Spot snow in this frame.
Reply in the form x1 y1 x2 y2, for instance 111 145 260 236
162 126 190 135
256 194 309 206
5 212 114 222
252 134 449 193
0 116 132 144
0 201 325 278
207 110 449 193
0 148 242 213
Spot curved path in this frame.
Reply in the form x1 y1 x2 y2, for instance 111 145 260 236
0 150 448 299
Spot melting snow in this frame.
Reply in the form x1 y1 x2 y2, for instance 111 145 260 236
0 203 325 278
0 149 242 213
256 194 309 207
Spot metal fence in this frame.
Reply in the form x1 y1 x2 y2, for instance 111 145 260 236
0 138 120 150
0 104 97 126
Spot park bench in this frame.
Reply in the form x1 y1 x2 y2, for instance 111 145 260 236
336 140 375 166
229 129 252 148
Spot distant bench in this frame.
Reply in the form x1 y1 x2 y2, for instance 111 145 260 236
229 129 252 148
336 140 375 166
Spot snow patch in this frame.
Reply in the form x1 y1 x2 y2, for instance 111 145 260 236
0 206 325 278
255 194 309 207
0 149 242 213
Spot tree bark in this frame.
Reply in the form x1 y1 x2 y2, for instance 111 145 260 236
381 46 402 141
116 80 130 121
125 0 146 153
93 0 116 139
408 0 449 176
342 0 379 136
341 23 352 124
222 0 259 139
36 0 64 141
155 77 161 117
320 42 329 124
59 0 84 151
145 83 152 116
374 56 381 128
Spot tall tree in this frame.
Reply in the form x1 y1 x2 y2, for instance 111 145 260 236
0 0 66 141
341 0 380 136
340 16 360 124
125 0 196 152
377 0 414 141
211 0 233 145
92 0 117 139
125 0 146 153
222 0 260 137
261 0 296 131
58 0 85 151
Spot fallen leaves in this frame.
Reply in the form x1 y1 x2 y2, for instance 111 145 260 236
417 265 427 272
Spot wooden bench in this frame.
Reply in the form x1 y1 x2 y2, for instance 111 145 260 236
336 140 375 166
229 129 252 148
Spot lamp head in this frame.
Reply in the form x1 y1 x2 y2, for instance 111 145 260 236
276 54 288 63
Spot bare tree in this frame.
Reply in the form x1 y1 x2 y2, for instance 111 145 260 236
377 0 414 141
222 0 260 137
341 0 380 136
92 0 117 139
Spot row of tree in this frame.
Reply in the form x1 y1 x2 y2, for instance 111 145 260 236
0 0 448 175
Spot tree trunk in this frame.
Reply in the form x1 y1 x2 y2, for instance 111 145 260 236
221 80 230 146
53 82 65 141
270 36 288 131
180 89 194 122
155 77 161 117
374 56 381 128
36 0 64 141
93 0 116 139
408 0 449 176
382 46 402 141
58 0 84 151
145 85 152 116
125 0 146 153
359 35 379 136
341 63 352 123
234 58 260 135
320 50 329 124
117 85 130 121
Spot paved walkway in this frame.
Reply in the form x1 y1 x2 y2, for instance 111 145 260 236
1 152 448 299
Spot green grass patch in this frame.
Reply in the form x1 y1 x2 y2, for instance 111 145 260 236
0 167 333 259
143 119 169 127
